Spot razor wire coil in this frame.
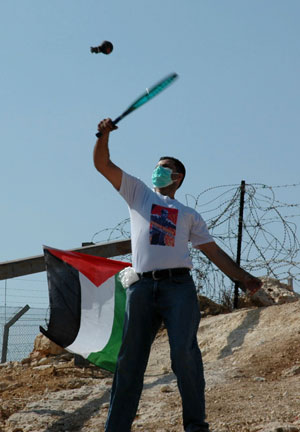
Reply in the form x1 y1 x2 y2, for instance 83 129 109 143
92 181 300 300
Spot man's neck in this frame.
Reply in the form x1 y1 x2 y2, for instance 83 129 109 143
154 186 176 199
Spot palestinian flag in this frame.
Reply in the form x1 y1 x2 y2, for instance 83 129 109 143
40 247 130 372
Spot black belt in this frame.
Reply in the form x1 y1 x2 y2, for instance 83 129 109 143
137 267 190 281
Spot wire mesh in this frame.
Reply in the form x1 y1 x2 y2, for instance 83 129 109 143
0 306 49 362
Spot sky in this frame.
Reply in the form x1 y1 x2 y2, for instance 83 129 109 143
1 0 300 303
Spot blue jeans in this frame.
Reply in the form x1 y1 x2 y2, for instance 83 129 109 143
105 274 209 432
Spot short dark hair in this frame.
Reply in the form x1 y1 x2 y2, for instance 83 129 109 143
159 156 186 188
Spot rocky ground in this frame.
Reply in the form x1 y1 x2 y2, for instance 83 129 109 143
1 297 300 432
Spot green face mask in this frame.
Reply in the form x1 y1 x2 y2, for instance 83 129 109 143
152 165 173 188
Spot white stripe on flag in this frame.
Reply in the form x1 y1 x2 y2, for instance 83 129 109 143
67 272 116 357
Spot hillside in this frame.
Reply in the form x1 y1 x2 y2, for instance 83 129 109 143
1 300 300 432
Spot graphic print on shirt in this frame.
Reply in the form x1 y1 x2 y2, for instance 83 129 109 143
149 204 178 246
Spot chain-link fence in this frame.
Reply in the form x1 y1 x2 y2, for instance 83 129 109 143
0 306 48 362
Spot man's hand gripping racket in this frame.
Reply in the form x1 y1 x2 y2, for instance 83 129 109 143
96 72 178 138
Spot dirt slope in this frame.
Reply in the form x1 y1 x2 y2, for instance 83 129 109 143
1 300 300 432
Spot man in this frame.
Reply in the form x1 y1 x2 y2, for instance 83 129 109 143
93 118 262 432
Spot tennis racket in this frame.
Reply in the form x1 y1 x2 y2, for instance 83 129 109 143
96 72 178 137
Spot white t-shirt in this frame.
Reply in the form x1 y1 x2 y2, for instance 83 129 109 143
119 171 213 273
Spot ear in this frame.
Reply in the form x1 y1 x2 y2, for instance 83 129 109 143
173 173 184 187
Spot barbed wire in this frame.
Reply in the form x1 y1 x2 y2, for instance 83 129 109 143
91 218 131 243
191 182 300 299
92 182 300 301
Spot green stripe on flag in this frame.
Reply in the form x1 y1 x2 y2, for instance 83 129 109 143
87 274 126 372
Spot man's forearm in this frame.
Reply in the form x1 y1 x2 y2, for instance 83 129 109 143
199 243 248 282
93 133 111 172
93 118 122 190
197 242 262 294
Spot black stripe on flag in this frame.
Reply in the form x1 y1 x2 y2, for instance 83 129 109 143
40 248 81 348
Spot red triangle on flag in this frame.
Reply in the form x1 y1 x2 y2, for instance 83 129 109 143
44 246 130 286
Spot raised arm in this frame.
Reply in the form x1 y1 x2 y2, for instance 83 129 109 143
93 118 123 191
196 241 262 295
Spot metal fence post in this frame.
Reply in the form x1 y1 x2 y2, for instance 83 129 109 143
233 180 246 309
1 305 30 363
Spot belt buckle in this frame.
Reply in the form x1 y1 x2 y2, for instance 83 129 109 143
152 270 161 281
152 269 172 280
